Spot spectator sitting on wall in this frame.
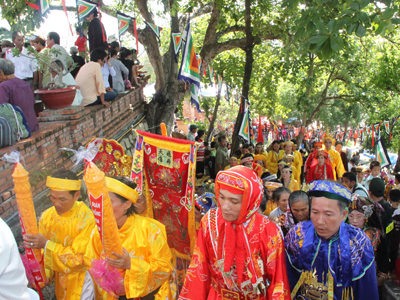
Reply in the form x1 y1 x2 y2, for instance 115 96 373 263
0 58 39 132
69 46 85 78
75 48 108 107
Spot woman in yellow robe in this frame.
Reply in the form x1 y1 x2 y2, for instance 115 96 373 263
84 176 173 300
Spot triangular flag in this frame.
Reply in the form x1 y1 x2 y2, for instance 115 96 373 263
144 21 162 44
117 12 132 38
239 101 251 143
257 117 264 143
225 83 231 102
190 84 201 113
207 64 213 86
171 32 182 56
24 0 39 10
217 75 223 91
40 0 50 14
178 17 200 87
376 138 391 169
77 0 97 21
384 120 390 135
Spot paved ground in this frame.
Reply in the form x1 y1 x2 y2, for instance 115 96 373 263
385 280 400 300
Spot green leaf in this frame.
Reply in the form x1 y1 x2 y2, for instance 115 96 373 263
330 36 344 51
391 18 400 24
350 1 360 11
382 8 396 20
356 24 366 37
375 22 386 35
308 35 328 44
348 23 358 34
327 20 336 33
359 12 369 24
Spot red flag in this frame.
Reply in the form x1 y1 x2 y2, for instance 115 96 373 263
24 0 39 10
134 19 139 54
372 124 375 147
257 118 264 143
347 129 353 143
62 0 74 35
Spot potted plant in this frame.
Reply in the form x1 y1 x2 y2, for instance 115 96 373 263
12 47 78 110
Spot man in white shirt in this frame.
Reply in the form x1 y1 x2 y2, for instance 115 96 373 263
5 31 38 90
100 47 118 101
0 218 39 300
46 32 73 71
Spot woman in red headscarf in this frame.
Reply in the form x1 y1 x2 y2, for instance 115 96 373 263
307 149 335 183
178 165 290 300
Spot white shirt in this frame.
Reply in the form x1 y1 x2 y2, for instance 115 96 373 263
53 73 83 106
5 47 37 80
101 63 116 88
0 218 39 300
51 44 73 71
352 182 369 198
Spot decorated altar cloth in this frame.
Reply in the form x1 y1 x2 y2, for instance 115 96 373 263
131 130 198 260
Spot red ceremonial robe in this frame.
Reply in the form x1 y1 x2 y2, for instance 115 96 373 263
179 208 290 300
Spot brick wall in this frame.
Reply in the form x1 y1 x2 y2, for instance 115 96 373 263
0 87 145 221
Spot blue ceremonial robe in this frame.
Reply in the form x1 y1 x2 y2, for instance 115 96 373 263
284 221 379 300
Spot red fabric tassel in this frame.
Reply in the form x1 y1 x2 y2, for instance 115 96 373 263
133 19 139 53
257 117 264 143
62 0 74 35
97 4 107 43
372 125 375 147
24 0 40 10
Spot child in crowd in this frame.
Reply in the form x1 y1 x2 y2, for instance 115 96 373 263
204 150 216 180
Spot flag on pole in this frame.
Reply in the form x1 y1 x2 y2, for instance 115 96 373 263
190 84 201 113
117 12 132 38
207 64 213 86
77 0 97 21
171 32 182 61
144 21 162 44
178 17 200 88
376 138 391 169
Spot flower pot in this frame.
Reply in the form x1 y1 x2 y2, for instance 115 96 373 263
34 85 77 110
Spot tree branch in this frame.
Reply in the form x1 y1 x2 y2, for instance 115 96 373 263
179 2 213 30
322 95 354 101
216 25 246 40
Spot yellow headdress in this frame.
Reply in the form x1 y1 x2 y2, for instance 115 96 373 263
254 154 267 167
283 141 294 147
46 176 82 191
105 177 139 203
322 129 334 143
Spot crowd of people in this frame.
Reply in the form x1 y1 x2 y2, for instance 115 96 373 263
2 125 397 299
0 7 148 141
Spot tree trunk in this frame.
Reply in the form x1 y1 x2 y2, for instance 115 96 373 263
231 0 254 153
395 147 400 173
206 86 222 140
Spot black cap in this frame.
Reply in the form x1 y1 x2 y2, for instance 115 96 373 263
369 178 385 198
189 124 198 130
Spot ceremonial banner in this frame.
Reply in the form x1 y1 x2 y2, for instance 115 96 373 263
77 0 97 21
131 131 197 259
376 138 391 169
178 17 200 88
117 12 131 38
190 84 201 113
144 21 162 44
217 74 223 91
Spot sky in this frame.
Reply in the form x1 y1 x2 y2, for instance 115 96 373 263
0 0 132 50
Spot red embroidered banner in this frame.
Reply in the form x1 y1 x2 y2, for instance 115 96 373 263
131 131 197 260
90 193 104 243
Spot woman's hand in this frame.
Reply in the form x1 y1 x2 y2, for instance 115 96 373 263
106 248 131 270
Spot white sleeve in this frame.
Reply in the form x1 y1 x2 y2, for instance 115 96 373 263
108 65 116 77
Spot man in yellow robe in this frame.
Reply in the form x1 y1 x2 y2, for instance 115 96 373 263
23 169 96 300
323 132 345 180
278 141 302 172
85 176 173 300
266 140 281 174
